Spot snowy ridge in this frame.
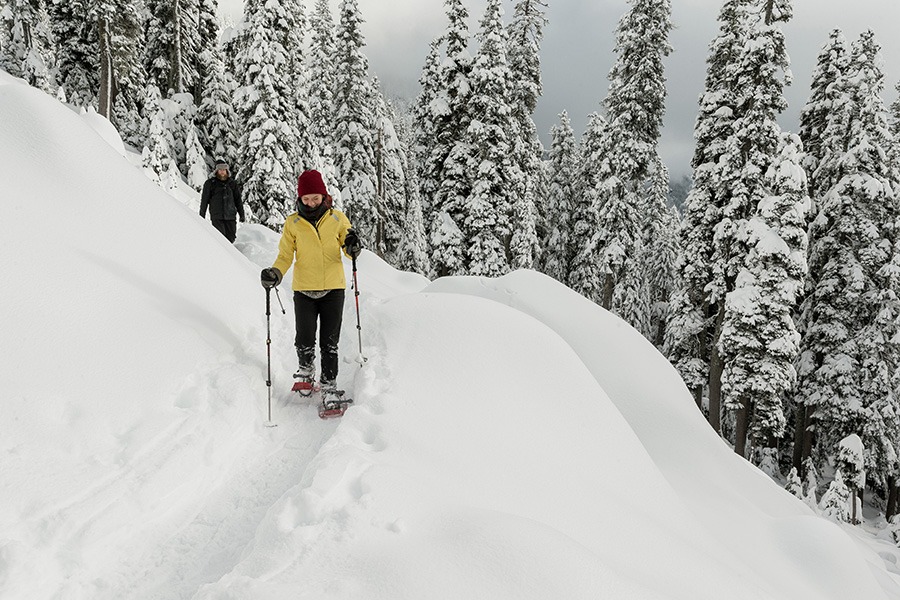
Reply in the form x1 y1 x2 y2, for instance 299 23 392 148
2 71 900 599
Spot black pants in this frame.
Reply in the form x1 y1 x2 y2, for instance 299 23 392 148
212 219 237 243
294 289 345 384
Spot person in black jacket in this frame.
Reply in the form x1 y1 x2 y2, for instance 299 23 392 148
200 160 245 243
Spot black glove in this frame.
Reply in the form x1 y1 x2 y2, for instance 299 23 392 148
260 267 282 289
344 229 362 258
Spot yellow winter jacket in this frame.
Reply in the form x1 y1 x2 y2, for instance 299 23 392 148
272 209 353 291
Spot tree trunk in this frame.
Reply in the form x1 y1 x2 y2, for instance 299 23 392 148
733 395 751 458
887 478 899 521
601 273 615 310
707 301 725 435
792 404 808 473
97 16 113 119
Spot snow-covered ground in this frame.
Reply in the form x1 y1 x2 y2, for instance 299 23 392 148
3 70 900 599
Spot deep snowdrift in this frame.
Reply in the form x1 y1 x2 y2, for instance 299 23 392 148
2 71 900 599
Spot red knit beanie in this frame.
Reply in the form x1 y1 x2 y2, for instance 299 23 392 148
297 170 328 197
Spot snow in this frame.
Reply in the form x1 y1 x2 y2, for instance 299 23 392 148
3 73 900 599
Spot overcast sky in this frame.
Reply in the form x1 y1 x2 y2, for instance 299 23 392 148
219 0 900 179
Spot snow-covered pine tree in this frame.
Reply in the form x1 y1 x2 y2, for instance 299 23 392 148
845 33 900 515
425 0 473 277
410 37 442 218
167 92 197 176
542 111 578 283
642 161 681 348
195 0 219 99
308 0 336 155
791 28 851 475
371 83 410 265
720 133 809 459
802 456 820 507
0 0 55 92
282 0 317 174
711 0 792 447
785 466 803 499
795 32 900 496
819 470 851 523
505 0 546 271
184 124 207 191
391 101 432 276
615 238 652 338
141 83 179 192
197 49 239 169
232 0 297 227
144 0 201 96
593 0 672 312
665 0 753 414
460 0 517 277
332 0 378 244
568 112 608 302
798 29 850 202
47 0 97 107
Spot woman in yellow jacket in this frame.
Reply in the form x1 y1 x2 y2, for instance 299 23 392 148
260 170 362 399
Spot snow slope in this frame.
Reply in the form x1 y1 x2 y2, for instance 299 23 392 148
2 71 900 599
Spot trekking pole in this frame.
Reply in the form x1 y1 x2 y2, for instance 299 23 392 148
264 285 285 428
352 255 367 364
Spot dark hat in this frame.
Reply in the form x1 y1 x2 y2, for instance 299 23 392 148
297 169 328 197
214 160 229 171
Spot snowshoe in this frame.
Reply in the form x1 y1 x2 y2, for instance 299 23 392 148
291 373 318 397
318 389 353 420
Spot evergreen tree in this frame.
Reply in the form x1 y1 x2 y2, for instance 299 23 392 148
568 112 608 302
232 0 297 226
47 0 97 107
802 456 820 507
426 0 473 277
308 0 336 152
372 84 408 264
141 83 179 192
185 124 208 191
615 238 652 337
542 111 578 282
791 29 851 474
506 0 546 271
720 133 809 458
642 163 681 348
332 0 378 243
785 466 803 499
666 0 751 417
593 0 672 310
461 0 516 276
283 0 317 174
819 471 851 522
197 49 238 168
391 101 432 276
798 29 850 202
167 92 197 176
195 0 219 99
410 36 442 217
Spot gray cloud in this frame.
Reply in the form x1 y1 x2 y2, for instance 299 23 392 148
219 0 900 179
